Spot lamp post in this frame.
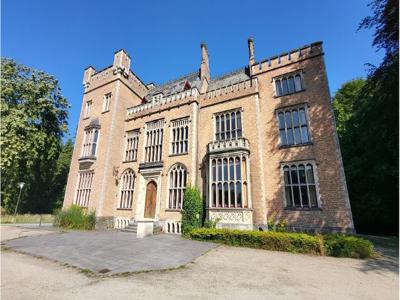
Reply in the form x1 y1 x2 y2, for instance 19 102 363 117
13 182 25 223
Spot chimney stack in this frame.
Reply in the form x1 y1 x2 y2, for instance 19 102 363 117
200 42 210 93
248 37 255 66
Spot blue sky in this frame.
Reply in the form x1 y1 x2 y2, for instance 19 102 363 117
2 0 383 140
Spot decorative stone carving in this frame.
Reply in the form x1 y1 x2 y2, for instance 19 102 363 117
208 209 253 225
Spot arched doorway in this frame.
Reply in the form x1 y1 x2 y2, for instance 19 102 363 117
144 181 157 218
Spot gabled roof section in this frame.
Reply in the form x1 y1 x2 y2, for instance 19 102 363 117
208 67 251 92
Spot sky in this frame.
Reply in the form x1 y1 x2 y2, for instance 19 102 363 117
2 0 383 140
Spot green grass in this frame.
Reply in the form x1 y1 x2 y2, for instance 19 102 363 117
1 214 54 224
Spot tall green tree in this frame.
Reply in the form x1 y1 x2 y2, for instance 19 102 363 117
1 58 69 213
334 0 398 235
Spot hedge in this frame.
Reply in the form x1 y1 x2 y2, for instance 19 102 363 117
53 205 96 230
189 228 374 258
190 228 324 255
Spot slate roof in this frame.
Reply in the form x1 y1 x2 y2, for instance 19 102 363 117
143 66 251 102
144 71 202 101
208 67 250 91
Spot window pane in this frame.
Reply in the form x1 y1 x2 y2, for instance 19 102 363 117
306 164 315 184
309 185 318 207
280 129 287 145
229 158 234 180
283 167 291 184
278 112 285 129
298 165 306 184
226 114 230 139
218 183 223 207
285 187 293 207
291 166 298 184
223 159 228 181
288 76 295 93
218 160 222 181
221 115 225 136
301 186 309 207
287 128 294 145
294 127 301 144
294 75 302 91
299 109 307 125
285 111 292 127
235 158 241 180
236 182 242 207
230 182 235 207
275 79 282 96
282 78 288 95
293 186 301 206
292 110 299 126
212 183 216 207
301 126 309 143
212 160 216 181
236 112 242 130
224 183 229 207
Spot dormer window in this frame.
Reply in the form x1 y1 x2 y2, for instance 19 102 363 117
152 93 163 103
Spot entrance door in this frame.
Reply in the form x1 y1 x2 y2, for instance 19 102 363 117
144 181 157 218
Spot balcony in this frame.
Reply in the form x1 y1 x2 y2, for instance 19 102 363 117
207 137 250 154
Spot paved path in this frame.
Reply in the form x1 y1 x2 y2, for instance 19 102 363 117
4 230 217 274
2 226 398 299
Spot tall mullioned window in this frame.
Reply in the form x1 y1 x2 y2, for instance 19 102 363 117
82 128 99 157
168 164 187 210
75 171 94 207
274 71 304 96
277 105 310 147
103 93 112 112
145 119 164 163
84 100 92 118
210 155 248 208
215 110 242 141
119 169 135 209
171 118 189 155
283 162 319 209
125 130 139 162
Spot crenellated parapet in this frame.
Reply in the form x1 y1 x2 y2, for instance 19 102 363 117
251 42 323 75
200 78 258 107
126 88 200 120
82 50 148 98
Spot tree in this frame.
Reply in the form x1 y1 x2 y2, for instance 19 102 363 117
1 58 69 214
333 0 398 235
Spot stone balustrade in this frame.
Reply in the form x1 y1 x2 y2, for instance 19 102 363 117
207 137 250 154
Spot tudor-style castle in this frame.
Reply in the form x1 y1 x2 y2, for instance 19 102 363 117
63 39 355 234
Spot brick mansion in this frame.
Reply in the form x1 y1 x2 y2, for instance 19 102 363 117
63 38 355 234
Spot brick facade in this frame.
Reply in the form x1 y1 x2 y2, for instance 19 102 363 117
63 39 354 233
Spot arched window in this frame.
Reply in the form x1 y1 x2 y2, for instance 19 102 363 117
282 162 319 208
119 169 135 209
168 164 187 209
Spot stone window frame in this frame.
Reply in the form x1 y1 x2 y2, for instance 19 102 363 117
74 170 94 208
118 168 135 210
83 100 92 119
170 117 190 156
213 108 244 142
167 163 188 211
102 92 112 113
209 153 250 209
124 129 140 162
272 69 305 97
81 127 100 158
275 103 312 148
143 119 165 163
280 160 322 210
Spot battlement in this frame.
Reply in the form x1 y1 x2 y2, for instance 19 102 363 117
82 50 148 98
126 87 200 119
251 41 323 75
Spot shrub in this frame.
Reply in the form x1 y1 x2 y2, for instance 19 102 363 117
323 234 374 258
189 228 324 255
204 218 220 229
181 185 203 236
54 205 96 230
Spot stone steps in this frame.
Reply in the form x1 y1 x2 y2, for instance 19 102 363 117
121 221 163 236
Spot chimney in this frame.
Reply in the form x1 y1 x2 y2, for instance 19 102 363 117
248 37 255 66
200 42 210 83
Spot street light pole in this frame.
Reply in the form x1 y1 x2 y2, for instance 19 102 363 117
13 182 25 223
